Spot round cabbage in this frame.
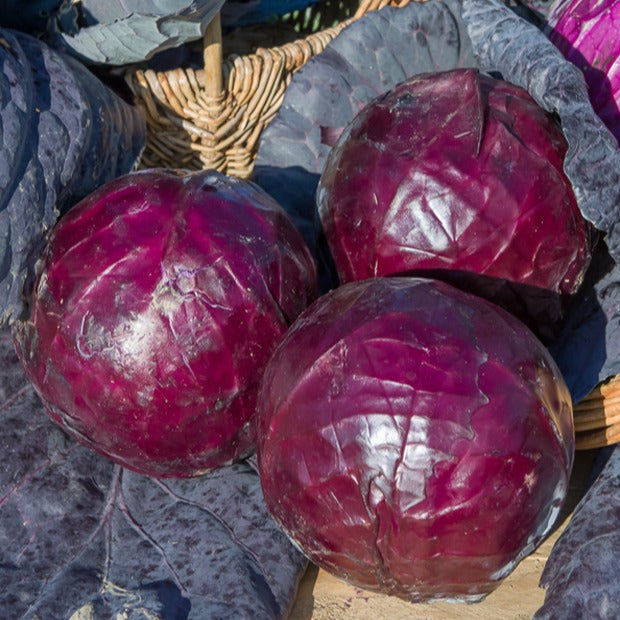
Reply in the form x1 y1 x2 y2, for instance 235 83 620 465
547 0 620 144
257 276 574 602
13 169 318 478
316 68 592 339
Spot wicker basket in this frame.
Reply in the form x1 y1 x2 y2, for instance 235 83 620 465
125 0 413 178
574 374 620 450
124 0 619 450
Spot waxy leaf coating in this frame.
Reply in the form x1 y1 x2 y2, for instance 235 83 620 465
257 277 574 603
12 169 318 477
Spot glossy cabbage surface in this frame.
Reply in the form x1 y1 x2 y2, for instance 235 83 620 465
257 277 574 602
317 68 591 337
12 169 318 478
547 0 620 144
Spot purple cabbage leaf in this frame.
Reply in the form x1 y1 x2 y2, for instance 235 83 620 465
534 444 620 619
0 28 146 327
50 0 227 66
0 328 307 619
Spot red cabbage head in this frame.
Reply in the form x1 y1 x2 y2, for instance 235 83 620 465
257 277 574 602
547 0 620 144
13 169 318 477
317 68 592 339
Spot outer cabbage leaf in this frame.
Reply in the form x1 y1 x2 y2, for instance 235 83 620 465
53 0 226 66
0 329 307 618
506 0 555 18
0 30 34 222
534 445 620 619
0 29 146 327
522 0 555 12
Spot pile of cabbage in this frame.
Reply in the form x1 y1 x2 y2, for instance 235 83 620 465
257 66 587 602
4 0 620 612
13 65 591 603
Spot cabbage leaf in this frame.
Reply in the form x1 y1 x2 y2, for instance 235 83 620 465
54 0 226 65
0 29 146 326
535 445 620 619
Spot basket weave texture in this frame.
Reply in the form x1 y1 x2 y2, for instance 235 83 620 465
124 0 619 450
574 375 620 450
125 0 413 178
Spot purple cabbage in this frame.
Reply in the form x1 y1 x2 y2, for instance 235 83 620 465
12 169 318 478
257 276 574 603
316 68 592 340
546 0 620 145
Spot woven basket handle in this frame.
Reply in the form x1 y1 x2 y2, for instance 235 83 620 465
203 10 224 99
354 0 401 18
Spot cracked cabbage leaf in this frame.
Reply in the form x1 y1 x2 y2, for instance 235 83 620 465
0 328 307 619
0 28 146 327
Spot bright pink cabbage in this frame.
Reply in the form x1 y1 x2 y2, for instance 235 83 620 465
257 276 574 602
12 169 318 478
317 68 592 338
547 0 620 144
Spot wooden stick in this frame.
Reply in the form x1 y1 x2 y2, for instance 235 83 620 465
203 11 224 99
